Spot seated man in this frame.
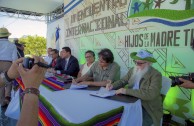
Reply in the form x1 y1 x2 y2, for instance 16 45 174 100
106 49 162 126
77 50 95 77
54 47 80 77
74 48 120 86
49 49 59 68
44 47 52 64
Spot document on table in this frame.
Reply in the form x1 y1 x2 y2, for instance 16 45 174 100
90 87 116 98
70 83 88 89
56 78 72 83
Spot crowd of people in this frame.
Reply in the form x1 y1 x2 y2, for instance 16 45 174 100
0 27 193 126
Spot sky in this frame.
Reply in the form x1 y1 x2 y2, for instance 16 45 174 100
0 16 47 38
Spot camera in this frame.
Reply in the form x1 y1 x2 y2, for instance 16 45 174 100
23 57 50 69
169 73 194 87
23 57 34 69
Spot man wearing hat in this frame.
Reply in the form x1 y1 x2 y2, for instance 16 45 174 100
106 49 162 126
0 27 18 107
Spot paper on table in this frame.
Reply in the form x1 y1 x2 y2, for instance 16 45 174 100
70 83 88 89
90 87 116 98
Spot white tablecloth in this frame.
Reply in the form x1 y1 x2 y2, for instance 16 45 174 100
6 86 142 126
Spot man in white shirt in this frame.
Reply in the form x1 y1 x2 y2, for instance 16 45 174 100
43 47 52 64
0 27 18 107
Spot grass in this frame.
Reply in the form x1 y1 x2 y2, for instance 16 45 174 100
128 9 194 20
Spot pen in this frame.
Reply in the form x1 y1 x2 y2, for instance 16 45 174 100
71 77 77 84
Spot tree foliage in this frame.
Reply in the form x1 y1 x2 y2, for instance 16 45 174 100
19 35 46 56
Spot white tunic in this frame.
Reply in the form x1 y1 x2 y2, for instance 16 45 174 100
81 62 94 76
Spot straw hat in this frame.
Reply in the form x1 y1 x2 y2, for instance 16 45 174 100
0 27 11 37
130 49 157 63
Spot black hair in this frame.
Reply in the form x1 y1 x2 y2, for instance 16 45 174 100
51 49 59 54
14 38 19 43
98 48 114 63
62 47 71 54
85 50 95 57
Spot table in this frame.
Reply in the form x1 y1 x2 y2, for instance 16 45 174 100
6 77 143 126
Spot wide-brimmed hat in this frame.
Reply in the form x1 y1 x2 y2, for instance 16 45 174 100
130 50 157 63
0 27 11 37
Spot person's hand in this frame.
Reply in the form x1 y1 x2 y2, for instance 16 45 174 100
72 78 78 84
7 58 24 79
17 56 47 89
106 80 113 90
51 68 57 74
179 78 194 89
47 68 53 73
79 81 90 85
73 77 82 83
115 88 126 95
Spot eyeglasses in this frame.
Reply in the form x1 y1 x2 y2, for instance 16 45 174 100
133 60 147 65
99 58 107 64
85 56 93 59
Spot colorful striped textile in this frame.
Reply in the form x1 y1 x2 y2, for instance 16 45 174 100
42 77 65 91
38 95 124 126
15 77 65 91
54 74 69 79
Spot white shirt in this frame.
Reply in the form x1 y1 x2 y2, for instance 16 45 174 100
131 77 143 126
56 56 70 74
0 39 18 61
44 55 52 64
81 63 94 76
65 57 70 70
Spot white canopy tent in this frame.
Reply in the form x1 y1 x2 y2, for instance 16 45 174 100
0 0 64 21
0 0 64 14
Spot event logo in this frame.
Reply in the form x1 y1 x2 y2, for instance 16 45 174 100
124 0 194 48
127 0 194 26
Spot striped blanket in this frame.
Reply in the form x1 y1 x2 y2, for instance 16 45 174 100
15 77 123 126
15 77 65 91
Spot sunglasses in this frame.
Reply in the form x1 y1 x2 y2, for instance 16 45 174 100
133 60 147 65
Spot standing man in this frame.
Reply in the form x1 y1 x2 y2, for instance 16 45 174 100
14 38 25 58
106 50 162 126
0 27 18 107
54 47 80 77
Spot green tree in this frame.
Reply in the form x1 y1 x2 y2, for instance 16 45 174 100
19 35 46 56
170 0 191 10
